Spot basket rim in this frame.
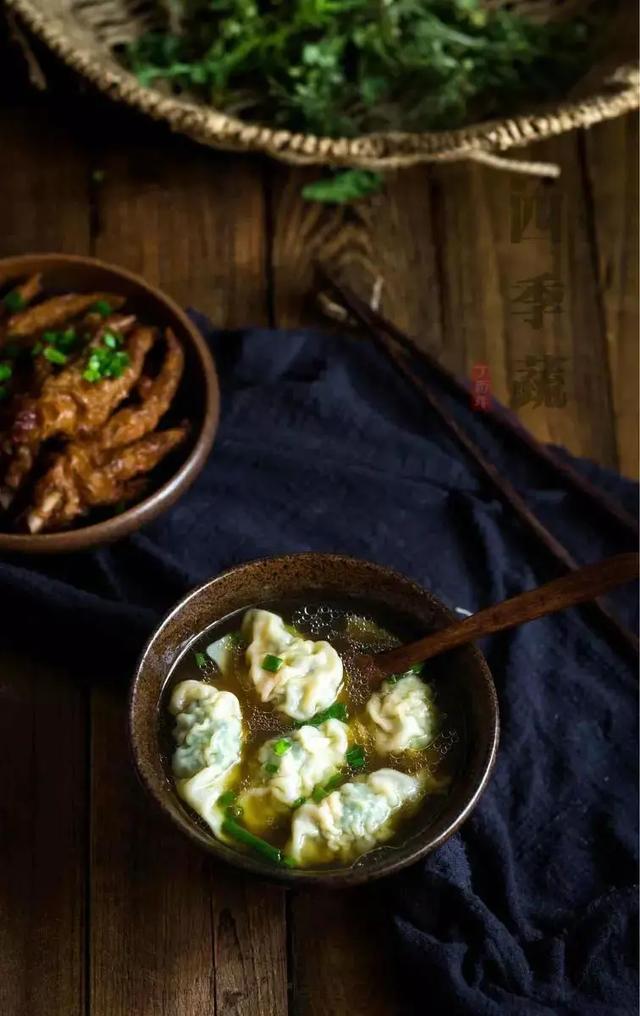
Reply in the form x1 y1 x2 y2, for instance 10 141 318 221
8 0 640 168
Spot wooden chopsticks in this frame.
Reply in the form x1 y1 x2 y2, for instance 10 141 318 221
318 265 639 660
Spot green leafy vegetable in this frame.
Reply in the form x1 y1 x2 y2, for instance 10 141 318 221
301 702 349 727
221 815 287 865
302 170 383 205
3 289 25 313
122 1 595 158
262 654 284 673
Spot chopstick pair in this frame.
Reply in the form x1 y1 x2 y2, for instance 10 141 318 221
318 265 639 660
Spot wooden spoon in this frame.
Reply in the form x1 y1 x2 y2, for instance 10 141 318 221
363 552 639 683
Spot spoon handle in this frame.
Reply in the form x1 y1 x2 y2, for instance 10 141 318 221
375 552 639 675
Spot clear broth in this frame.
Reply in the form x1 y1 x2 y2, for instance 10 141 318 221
160 596 466 868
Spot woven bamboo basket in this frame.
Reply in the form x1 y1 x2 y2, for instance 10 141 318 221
7 0 640 171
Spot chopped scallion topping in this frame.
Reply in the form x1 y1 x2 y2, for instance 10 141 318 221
31 342 44 357
217 790 237 807
264 762 279 775
43 346 68 365
82 340 130 383
262 654 284 673
0 362 12 382
301 701 348 727
221 816 286 866
194 651 207 669
273 738 291 757
92 299 112 318
346 745 365 769
291 797 306 810
323 773 344 792
311 785 328 803
3 289 25 313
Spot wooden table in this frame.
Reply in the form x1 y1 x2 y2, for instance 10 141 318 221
1 25 637 1016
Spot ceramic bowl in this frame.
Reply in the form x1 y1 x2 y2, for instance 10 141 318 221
130 553 499 886
0 253 219 554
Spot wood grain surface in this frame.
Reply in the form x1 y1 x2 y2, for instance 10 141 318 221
0 22 637 1016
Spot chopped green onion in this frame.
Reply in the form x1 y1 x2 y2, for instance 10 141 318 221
217 790 237 807
43 346 68 365
31 342 44 357
291 797 306 810
346 745 365 769
221 816 285 866
408 662 425 676
0 362 12 382
92 299 112 318
264 762 279 774
282 855 296 868
323 773 344 792
273 738 291 757
194 651 207 669
3 289 25 313
302 702 349 727
262 654 284 673
103 331 121 349
311 785 328 803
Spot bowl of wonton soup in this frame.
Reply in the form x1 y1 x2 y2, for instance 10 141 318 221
130 553 499 886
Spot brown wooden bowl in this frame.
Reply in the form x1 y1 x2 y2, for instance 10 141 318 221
130 553 500 886
0 253 219 554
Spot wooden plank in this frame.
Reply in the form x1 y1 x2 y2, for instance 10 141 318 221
0 37 90 1016
269 165 443 355
583 114 639 478
89 119 287 1016
269 163 440 1014
430 134 619 469
289 890 398 1016
0 652 87 1016
91 120 268 325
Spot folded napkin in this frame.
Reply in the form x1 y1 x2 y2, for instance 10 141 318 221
1 321 637 1013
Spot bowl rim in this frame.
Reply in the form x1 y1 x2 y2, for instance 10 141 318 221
129 551 500 886
0 252 220 553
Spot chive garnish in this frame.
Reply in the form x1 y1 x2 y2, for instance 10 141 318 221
217 790 237 807
273 738 291 757
221 816 286 866
3 289 25 313
262 654 284 673
43 346 68 365
0 362 12 382
300 702 348 727
194 651 207 669
324 773 344 792
311 785 328 803
92 299 112 318
31 342 43 357
291 797 306 810
346 745 365 769
264 762 279 774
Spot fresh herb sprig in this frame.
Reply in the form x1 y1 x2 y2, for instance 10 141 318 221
123 0 594 148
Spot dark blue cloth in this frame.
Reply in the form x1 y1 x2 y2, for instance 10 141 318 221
1 322 637 1013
